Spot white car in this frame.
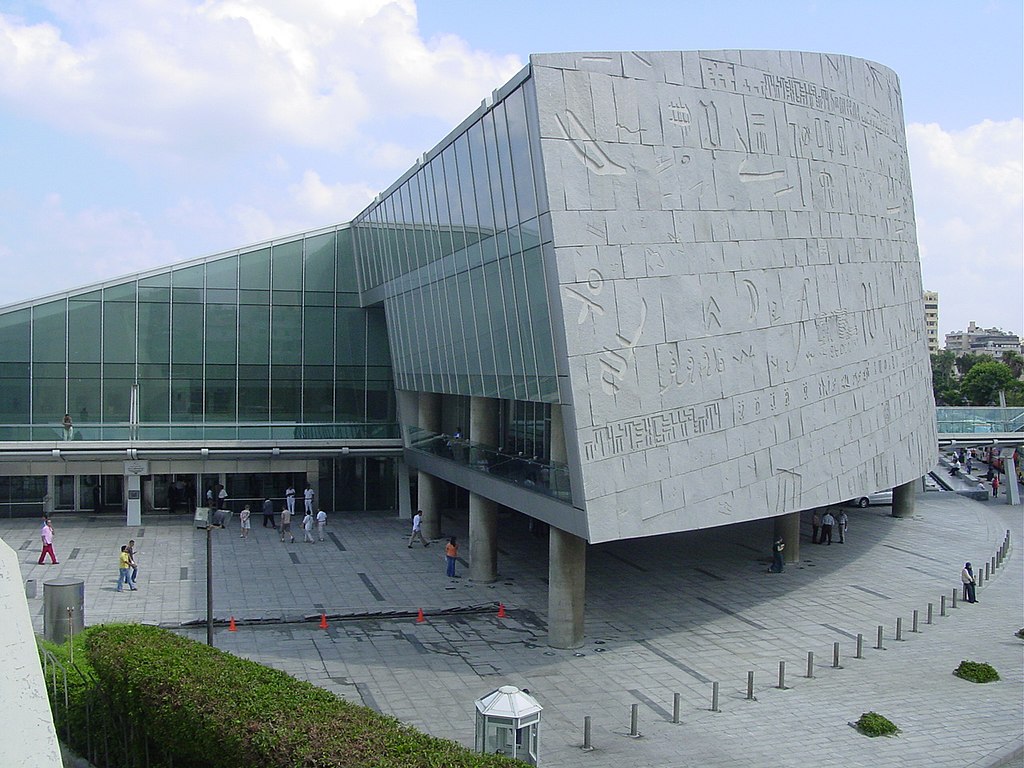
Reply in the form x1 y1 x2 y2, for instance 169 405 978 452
846 490 893 508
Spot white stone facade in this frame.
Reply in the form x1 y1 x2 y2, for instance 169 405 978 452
533 51 937 542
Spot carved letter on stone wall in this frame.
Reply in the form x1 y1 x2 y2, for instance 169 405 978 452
699 100 721 148
564 269 605 324
556 111 627 175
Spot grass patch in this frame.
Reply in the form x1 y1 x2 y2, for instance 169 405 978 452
953 660 1000 683
855 711 899 737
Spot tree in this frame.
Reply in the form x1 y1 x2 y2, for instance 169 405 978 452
1000 351 1024 380
955 352 988 377
960 361 1018 406
930 350 961 405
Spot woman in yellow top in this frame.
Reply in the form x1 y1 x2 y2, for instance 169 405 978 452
445 537 459 578
117 545 136 592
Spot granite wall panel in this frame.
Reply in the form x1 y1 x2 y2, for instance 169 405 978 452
532 50 937 542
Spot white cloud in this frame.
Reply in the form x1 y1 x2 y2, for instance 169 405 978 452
0 1 523 169
908 118 1024 335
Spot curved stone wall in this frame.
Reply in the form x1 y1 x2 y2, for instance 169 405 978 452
534 50 937 542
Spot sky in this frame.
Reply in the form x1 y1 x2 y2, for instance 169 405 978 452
0 0 1021 338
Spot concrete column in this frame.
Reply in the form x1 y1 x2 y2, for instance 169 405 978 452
470 395 499 447
418 392 442 539
397 459 412 521
469 495 498 583
892 480 916 518
467 395 500 580
548 526 586 649
126 474 141 526
1004 455 1020 506
774 511 800 563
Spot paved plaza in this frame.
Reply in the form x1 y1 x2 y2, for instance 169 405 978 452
9 487 1023 768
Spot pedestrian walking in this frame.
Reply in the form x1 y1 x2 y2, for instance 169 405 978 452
811 509 821 544
285 484 296 514
992 473 1000 497
262 497 276 528
126 539 139 587
279 507 295 543
316 508 327 541
820 509 835 545
965 455 973 475
837 510 848 543
302 511 315 543
961 562 977 603
407 510 430 548
239 505 251 539
768 536 785 573
117 546 136 592
37 516 58 564
445 537 459 577
304 483 315 514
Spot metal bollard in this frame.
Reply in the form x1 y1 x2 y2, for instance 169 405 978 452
629 703 640 737
747 671 755 700
672 692 681 724
992 555 996 572
912 609 919 633
977 570 983 588
833 641 841 668
952 588 958 608
927 602 933 625
875 625 884 650
711 682 720 712
896 617 903 641
941 595 947 616
777 661 786 689
806 651 814 678
856 633 864 659
985 562 990 580
582 716 593 751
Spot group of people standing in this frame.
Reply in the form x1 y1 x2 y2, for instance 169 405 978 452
246 484 326 544
810 508 848 545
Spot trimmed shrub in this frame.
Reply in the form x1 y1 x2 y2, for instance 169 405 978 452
954 660 1000 683
855 711 899 737
47 624 524 768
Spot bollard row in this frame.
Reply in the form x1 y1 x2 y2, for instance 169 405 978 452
587 539 1014 750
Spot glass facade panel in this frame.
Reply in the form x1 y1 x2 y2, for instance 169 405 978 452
351 80 557 402
0 225 395 438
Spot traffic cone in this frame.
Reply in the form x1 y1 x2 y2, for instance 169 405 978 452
228 616 237 632
416 608 425 623
319 613 328 630
497 603 506 618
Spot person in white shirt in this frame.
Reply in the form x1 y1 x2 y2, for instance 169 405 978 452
837 510 848 543
407 510 430 548
285 484 296 514
316 509 327 542
820 510 835 545
303 484 315 514
302 511 315 543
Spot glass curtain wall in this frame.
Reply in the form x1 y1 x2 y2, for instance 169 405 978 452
352 80 558 403
0 227 397 440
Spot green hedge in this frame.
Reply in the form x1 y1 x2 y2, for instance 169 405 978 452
855 711 899 737
44 624 524 768
953 660 1000 683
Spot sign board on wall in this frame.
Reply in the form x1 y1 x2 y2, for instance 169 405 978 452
124 461 149 476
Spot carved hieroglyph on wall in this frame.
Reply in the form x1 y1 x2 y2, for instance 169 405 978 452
532 51 937 543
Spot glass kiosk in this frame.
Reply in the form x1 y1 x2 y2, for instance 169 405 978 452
474 685 542 765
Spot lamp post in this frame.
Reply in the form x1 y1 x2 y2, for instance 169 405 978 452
205 508 226 646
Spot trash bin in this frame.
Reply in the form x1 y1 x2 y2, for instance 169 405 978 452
44 578 85 645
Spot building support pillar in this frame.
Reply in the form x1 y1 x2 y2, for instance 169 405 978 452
774 511 800 563
418 392 442 539
892 480 916 518
469 495 498 583
1004 454 1020 506
548 526 586 649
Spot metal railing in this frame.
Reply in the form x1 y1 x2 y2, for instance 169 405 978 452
408 428 572 502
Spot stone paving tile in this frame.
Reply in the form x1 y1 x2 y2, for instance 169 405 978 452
6 489 1023 767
